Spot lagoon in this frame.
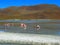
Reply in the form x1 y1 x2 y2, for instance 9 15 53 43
0 19 60 35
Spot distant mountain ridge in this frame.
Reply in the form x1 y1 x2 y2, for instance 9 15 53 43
0 4 60 19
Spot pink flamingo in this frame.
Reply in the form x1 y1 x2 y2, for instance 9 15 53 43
10 23 15 26
20 23 27 29
4 23 10 30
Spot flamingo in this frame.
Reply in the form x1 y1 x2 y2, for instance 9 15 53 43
20 23 27 29
10 23 15 26
4 23 10 30
36 25 40 30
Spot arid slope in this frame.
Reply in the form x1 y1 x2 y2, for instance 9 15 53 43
0 4 60 19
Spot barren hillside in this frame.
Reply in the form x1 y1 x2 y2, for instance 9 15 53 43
0 4 60 19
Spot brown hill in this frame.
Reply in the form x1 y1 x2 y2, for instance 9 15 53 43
0 4 60 19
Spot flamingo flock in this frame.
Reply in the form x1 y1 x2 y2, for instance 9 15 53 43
3 23 40 30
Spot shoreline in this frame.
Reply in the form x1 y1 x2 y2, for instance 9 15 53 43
0 32 60 44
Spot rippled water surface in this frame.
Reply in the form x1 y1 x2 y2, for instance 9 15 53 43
0 19 60 35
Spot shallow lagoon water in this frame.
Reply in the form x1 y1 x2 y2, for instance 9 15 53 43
0 19 60 35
